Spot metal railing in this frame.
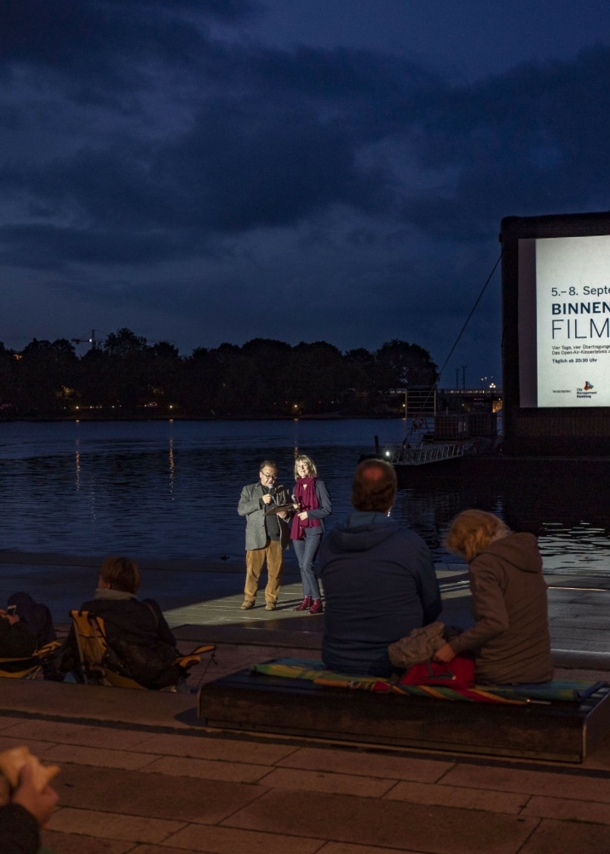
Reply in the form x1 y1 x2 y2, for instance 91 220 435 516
381 441 472 466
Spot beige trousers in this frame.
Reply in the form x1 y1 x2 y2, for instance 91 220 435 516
244 539 284 605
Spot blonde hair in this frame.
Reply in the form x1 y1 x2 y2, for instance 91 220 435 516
445 509 511 563
294 454 318 479
100 556 141 594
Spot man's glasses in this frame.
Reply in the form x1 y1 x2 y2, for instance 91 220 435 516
261 471 277 480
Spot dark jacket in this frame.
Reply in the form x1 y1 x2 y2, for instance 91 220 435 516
71 595 181 689
0 803 40 854
0 617 37 659
449 532 553 685
80 596 176 648
319 512 442 676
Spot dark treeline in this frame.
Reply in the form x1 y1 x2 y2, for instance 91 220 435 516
0 328 438 418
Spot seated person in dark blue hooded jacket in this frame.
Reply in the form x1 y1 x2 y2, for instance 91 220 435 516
319 459 441 677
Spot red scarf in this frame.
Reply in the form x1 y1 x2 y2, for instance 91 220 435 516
290 476 321 540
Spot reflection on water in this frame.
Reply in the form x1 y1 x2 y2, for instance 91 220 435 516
399 464 610 573
0 419 608 573
0 420 402 561
168 435 175 497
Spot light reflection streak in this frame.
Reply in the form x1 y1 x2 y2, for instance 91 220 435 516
169 436 175 497
75 438 81 492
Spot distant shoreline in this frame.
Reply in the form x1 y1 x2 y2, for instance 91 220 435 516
0 412 403 423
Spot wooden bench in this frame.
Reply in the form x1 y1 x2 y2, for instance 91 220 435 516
198 668 610 763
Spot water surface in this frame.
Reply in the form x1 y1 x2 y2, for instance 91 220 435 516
0 419 607 575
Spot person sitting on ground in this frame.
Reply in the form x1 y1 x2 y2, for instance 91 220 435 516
0 593 56 659
0 755 59 854
319 459 442 677
433 509 554 685
62 556 184 689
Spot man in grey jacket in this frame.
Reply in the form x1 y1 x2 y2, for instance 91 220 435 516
237 460 291 611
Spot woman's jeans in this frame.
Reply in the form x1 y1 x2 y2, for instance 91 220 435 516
293 533 322 599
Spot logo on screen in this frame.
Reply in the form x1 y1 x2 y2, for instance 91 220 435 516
584 381 594 390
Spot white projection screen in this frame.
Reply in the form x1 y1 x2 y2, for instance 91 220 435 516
518 233 610 408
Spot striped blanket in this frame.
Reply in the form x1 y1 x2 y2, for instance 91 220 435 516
250 658 607 704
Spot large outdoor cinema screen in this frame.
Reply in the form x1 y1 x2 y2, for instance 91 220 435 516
515 219 610 409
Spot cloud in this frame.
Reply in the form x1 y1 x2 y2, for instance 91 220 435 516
400 45 610 237
0 0 608 383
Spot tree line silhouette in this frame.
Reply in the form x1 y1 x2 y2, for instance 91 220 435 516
0 328 439 418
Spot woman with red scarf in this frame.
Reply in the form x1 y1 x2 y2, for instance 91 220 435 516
291 454 332 614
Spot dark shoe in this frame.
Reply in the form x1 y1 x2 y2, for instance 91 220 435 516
309 599 323 615
241 600 255 610
265 602 276 611
295 596 312 611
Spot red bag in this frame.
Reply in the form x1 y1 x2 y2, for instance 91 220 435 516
399 656 475 690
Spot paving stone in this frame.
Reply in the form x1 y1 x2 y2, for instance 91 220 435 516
318 845 421 854
522 794 610 825
164 823 322 853
259 767 396 798
132 732 298 764
140 755 271 783
277 746 453 782
385 780 529 814
0 679 196 729
0 715 27 730
42 829 134 853
55 764 264 824
127 848 204 854
442 765 610 803
127 848 214 854
519 818 610 852
223 788 539 854
48 806 186 843
4 718 156 749
42 743 163 770
0 735 57 755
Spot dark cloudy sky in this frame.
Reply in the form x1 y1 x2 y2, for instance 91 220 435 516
2 0 610 387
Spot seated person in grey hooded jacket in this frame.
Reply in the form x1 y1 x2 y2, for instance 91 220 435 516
319 459 441 677
433 509 553 685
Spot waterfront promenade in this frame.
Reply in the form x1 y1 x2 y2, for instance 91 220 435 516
2 553 610 852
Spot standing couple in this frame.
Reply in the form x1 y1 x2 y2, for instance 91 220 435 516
237 455 332 612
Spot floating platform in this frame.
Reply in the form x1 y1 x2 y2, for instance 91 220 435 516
198 668 610 763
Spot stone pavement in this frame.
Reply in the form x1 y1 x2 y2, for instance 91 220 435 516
2 553 610 852
9 713 610 853
3 643 610 854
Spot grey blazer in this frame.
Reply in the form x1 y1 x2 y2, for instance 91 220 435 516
237 481 291 551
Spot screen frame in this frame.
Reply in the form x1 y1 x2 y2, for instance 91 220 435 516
501 211 610 453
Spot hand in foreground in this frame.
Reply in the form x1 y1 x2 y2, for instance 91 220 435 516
11 760 58 828
262 494 273 505
0 609 19 625
432 643 457 664
298 511 308 521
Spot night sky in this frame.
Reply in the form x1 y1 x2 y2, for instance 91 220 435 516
2 0 610 388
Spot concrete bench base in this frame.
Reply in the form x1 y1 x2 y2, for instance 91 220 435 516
198 669 610 763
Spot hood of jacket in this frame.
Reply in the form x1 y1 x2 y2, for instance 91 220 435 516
326 511 401 552
480 532 542 573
